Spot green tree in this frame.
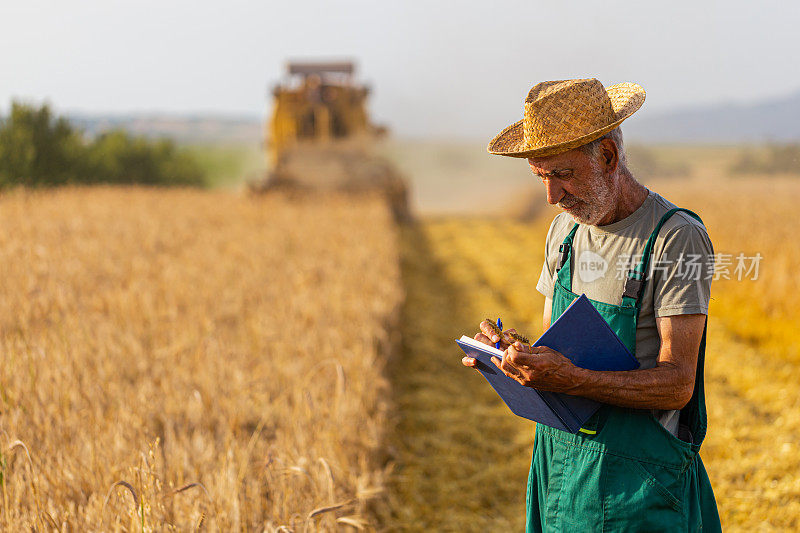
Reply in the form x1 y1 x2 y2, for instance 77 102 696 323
87 131 204 186
0 101 86 186
0 100 207 188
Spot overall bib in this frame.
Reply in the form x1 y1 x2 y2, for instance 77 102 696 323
526 208 721 532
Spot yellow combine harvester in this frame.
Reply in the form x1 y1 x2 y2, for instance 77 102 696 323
255 60 410 223
267 61 383 165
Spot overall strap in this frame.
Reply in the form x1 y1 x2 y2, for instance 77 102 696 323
554 223 580 292
556 223 580 273
621 208 704 307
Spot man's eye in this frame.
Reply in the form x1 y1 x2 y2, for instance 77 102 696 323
538 170 572 181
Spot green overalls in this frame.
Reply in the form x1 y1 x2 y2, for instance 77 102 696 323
526 208 721 532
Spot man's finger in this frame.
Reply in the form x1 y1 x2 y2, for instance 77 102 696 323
500 353 519 377
480 320 501 343
500 355 528 385
500 354 515 374
474 332 493 346
462 356 477 367
508 345 532 364
507 345 520 364
514 341 533 354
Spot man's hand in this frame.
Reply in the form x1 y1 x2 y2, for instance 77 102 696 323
461 320 521 368
490 342 578 392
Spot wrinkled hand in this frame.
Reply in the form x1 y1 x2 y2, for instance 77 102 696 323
463 331 579 393
491 343 578 392
461 320 520 369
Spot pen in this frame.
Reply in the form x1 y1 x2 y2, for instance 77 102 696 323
495 317 502 350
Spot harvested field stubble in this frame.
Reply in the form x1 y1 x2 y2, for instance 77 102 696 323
0 187 403 530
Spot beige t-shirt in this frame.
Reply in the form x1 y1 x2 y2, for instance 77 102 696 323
536 189 714 436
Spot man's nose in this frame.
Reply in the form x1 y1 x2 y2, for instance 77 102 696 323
544 179 564 205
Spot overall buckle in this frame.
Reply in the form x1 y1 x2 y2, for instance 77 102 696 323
623 270 645 300
557 243 570 272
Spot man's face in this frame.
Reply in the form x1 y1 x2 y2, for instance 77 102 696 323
527 148 615 225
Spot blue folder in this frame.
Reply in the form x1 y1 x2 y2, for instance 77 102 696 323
455 294 640 433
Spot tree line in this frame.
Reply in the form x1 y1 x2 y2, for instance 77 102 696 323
0 101 205 188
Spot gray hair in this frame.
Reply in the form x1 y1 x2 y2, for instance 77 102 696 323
578 127 628 170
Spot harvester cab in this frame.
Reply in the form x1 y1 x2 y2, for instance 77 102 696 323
267 61 377 166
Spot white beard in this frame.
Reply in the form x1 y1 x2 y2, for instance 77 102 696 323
559 167 616 225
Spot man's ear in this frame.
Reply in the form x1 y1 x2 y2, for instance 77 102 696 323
599 137 618 173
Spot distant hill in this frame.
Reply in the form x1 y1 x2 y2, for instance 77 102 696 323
626 89 800 144
67 113 264 145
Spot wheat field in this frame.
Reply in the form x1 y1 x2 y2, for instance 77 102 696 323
1 155 798 531
0 187 402 531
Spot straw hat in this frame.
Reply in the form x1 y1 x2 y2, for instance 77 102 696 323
487 78 645 158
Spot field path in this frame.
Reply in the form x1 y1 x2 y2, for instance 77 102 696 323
382 219 547 530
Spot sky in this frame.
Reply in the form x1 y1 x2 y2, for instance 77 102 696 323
2 0 800 138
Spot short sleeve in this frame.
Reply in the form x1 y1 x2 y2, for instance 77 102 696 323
536 260 554 298
536 217 559 298
652 223 715 317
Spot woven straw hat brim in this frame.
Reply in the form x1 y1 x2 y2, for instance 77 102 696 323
487 83 645 159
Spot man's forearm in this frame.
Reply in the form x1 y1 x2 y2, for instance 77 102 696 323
561 364 694 411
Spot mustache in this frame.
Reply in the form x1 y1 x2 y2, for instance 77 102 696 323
558 193 581 209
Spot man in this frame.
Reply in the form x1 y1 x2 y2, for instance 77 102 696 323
462 79 721 531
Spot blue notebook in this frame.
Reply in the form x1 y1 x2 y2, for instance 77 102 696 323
455 294 640 433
